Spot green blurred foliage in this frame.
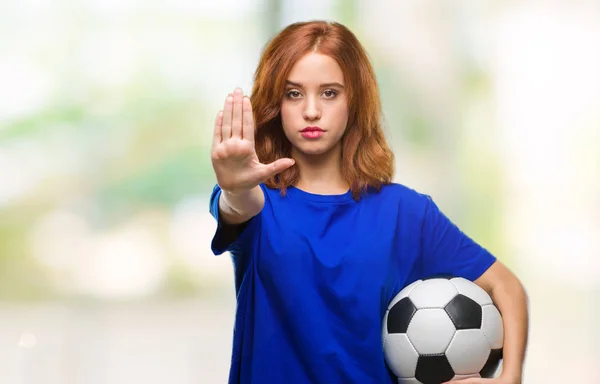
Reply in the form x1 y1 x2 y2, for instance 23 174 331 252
0 0 507 302
0 211 57 301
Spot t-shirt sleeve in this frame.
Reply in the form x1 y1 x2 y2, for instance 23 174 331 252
209 184 260 256
418 195 496 281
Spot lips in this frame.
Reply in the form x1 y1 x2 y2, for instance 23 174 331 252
301 126 324 132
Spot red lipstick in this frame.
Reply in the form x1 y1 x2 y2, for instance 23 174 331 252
300 126 324 139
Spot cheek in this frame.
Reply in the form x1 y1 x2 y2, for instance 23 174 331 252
280 105 294 130
331 105 349 129
279 106 297 141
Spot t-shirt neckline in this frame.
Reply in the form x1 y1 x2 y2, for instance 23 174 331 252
286 185 354 203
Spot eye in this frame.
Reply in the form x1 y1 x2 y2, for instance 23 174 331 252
323 89 338 99
286 90 302 99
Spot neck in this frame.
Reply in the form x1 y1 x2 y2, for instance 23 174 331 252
291 144 349 194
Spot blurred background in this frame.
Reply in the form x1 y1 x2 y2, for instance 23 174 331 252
0 0 598 383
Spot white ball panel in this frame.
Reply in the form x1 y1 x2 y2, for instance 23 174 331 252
383 333 419 378
482 304 504 349
453 374 481 380
388 280 422 309
450 277 493 305
408 279 458 308
406 309 455 355
382 310 389 339
446 329 491 374
398 378 422 384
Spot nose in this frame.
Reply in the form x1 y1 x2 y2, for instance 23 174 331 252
302 95 321 121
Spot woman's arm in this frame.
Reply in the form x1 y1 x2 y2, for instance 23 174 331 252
219 185 265 225
477 261 529 382
445 260 529 384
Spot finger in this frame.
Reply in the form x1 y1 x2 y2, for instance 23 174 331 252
212 110 223 148
242 96 255 141
221 93 233 139
231 88 243 139
258 158 295 180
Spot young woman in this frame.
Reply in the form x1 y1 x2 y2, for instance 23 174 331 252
209 21 528 384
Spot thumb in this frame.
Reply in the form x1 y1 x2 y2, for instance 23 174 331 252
259 158 295 179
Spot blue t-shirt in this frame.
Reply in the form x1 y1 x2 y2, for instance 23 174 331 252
209 182 496 384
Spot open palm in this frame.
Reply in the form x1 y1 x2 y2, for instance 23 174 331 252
211 88 294 195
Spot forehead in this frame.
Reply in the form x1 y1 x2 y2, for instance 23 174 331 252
287 52 344 84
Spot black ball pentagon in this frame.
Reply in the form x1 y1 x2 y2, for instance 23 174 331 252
480 348 503 378
387 297 417 334
444 294 482 329
415 354 454 384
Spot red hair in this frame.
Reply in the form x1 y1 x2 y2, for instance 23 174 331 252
251 20 394 200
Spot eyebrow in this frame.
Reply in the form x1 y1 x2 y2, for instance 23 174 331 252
285 80 345 89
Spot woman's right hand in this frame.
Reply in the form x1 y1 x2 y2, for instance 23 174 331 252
211 88 295 195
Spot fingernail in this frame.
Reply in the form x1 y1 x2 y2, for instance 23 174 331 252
227 96 233 103
235 88 242 94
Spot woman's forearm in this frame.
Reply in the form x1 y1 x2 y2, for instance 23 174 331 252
490 274 529 382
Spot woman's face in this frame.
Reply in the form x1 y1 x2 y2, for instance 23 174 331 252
280 52 349 157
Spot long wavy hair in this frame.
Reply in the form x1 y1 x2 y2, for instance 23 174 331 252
251 20 394 200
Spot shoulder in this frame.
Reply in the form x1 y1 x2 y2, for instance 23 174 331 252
370 182 432 207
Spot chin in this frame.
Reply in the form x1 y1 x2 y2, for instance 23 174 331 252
300 149 327 156
293 143 336 156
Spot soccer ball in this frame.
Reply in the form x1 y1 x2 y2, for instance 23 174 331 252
382 276 503 384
